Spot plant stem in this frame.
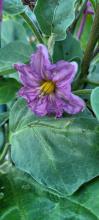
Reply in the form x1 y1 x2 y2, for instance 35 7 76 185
0 124 9 164
80 3 99 83
0 143 9 165
21 7 44 44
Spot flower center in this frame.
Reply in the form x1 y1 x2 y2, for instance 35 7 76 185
40 80 55 95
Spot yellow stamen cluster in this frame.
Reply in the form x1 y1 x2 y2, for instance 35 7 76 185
40 80 55 95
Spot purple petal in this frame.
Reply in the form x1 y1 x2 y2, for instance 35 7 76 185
56 84 71 101
52 61 78 85
47 94 63 117
18 87 40 103
63 93 85 114
29 96 48 116
30 44 51 79
14 63 40 87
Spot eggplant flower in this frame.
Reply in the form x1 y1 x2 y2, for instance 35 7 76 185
14 44 85 117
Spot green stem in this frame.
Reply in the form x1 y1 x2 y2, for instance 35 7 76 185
0 123 9 164
0 143 9 164
80 3 99 83
73 89 92 95
21 8 44 44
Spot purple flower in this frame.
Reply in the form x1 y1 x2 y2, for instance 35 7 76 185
14 44 85 117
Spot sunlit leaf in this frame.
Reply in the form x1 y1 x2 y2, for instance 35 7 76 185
9 99 99 196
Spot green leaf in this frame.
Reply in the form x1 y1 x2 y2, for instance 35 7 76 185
71 177 99 219
88 61 99 85
0 41 33 75
9 98 99 196
2 19 27 47
34 0 76 41
0 163 57 220
4 0 27 15
0 78 21 104
91 87 99 120
0 163 99 220
53 34 83 62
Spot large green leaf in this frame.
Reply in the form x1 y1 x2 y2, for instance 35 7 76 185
91 87 99 120
53 34 83 62
9 98 99 196
2 19 27 47
0 78 21 104
0 163 99 220
34 0 76 41
0 41 33 75
4 0 27 15
0 163 57 220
